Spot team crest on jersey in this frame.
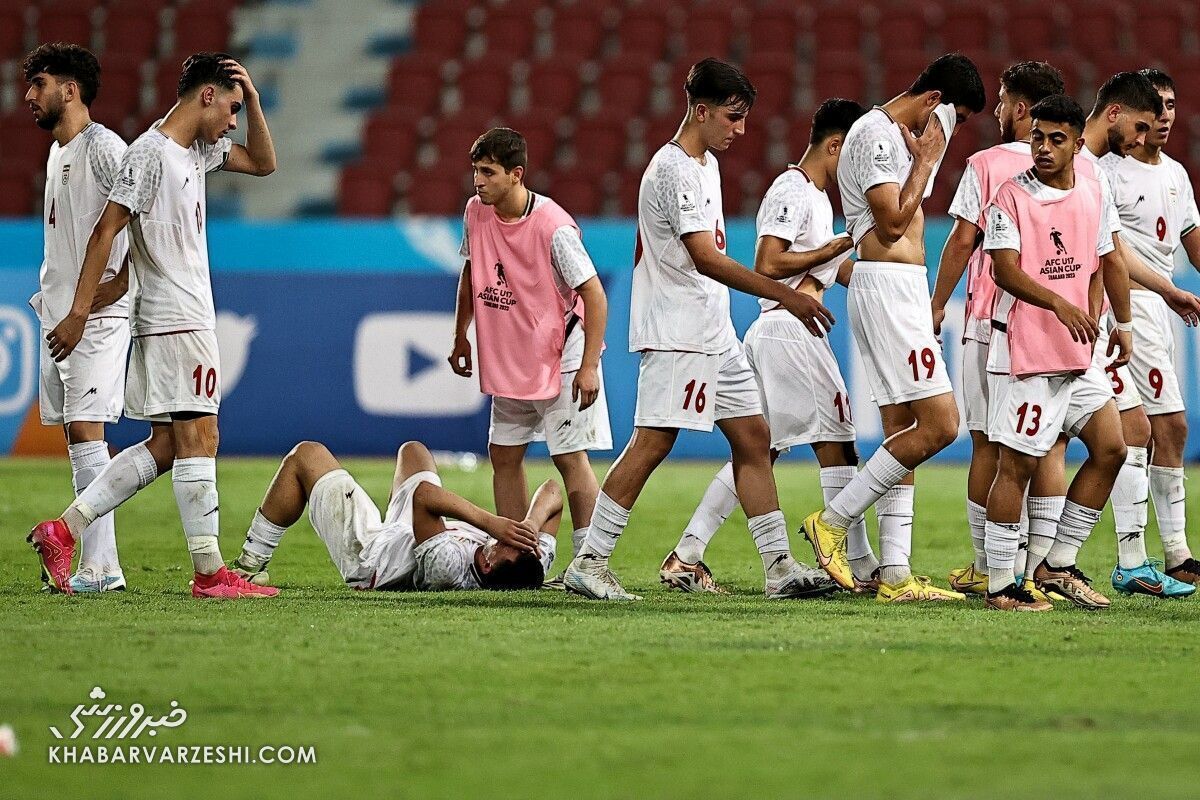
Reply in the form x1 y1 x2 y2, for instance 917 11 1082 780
776 205 791 223
61 164 70 185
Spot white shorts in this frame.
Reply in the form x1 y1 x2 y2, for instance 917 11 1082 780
744 311 854 450
1127 290 1184 415
961 337 989 433
39 316 130 425
1092 321 1142 413
634 341 762 432
489 365 613 455
308 468 440 591
125 330 222 421
848 262 953 406
986 364 1113 457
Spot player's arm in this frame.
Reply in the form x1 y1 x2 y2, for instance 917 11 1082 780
219 60 276 177
46 201 132 361
522 479 563 534
990 247 1098 343
572 276 606 410
682 232 834 337
835 257 854 287
91 251 130 311
753 232 852 279
931 217 980 334
1111 234 1200 325
864 122 944 244
448 260 474 377
411 481 540 552
1100 248 1133 366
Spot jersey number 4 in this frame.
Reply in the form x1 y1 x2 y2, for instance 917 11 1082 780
48 199 56 227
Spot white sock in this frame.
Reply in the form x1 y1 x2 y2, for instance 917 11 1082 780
1027 495 1065 575
571 528 587 558
1047 500 1103 568
967 499 987 571
1014 505 1030 580
242 509 287 565
747 510 790 575
825 447 908 529
1111 446 1150 569
579 491 630 561
173 457 223 575
675 461 737 563
822 466 878 580
1149 465 1191 568
877 484 914 584
985 519 1021 592
64 442 159 538
69 442 121 574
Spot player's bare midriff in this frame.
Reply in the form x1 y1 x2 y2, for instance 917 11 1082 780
857 206 927 265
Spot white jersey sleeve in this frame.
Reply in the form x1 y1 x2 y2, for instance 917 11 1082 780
109 141 163 215
459 206 470 259
983 205 1020 252
87 128 125 194
198 136 233 173
550 226 597 289
755 170 813 245
844 123 902 193
948 162 983 225
1098 177 1117 257
657 154 710 237
412 531 481 591
1183 170 1200 235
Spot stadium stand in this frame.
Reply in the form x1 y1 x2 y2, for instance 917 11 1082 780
2 0 1199 218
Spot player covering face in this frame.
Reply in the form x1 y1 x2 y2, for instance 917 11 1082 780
230 441 560 592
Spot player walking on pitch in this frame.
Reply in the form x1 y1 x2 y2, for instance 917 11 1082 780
660 99 883 594
231 441 559 592
804 54 985 602
981 95 1140 610
564 58 838 601
23 44 131 593
1099 68 1200 590
29 53 279 598
448 127 611 586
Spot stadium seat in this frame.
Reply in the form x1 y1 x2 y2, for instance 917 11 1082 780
614 170 640 215
615 6 674 60
1003 6 1064 53
681 5 739 61
172 3 233 56
811 5 869 52
880 48 931 98
0 7 26 59
549 8 606 60
412 5 469 60
873 0 932 52
0 115 49 164
811 52 867 101
386 58 443 114
33 6 95 50
642 113 682 151
939 6 993 52
1064 0 1121 54
478 10 537 61
1133 8 1187 54
432 113 499 165
549 168 602 215
739 63 793 120
745 7 801 56
593 58 654 115
91 56 144 122
524 56 582 115
338 165 394 217
571 118 629 171
455 61 516 118
0 169 35 216
361 110 422 173
494 110 559 166
405 170 468 215
100 8 161 61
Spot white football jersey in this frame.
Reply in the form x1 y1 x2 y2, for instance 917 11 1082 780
108 125 232 336
1098 151 1199 280
838 105 956 245
753 166 845 313
33 122 130 328
629 142 737 354
411 529 555 591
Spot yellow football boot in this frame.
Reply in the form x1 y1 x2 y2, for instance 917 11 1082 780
947 563 988 595
876 574 967 603
802 511 853 590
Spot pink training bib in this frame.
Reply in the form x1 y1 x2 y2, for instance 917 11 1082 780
992 171 1103 377
466 195 584 400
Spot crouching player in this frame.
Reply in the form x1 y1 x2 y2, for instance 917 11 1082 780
981 95 1144 611
229 441 560 592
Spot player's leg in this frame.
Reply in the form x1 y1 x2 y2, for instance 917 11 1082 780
1110 406 1152 572
231 440 345 581
63 421 125 590
1149 412 1198 582
874 404 917 587
948 431 996 595
1026 437 1068 589
983 444 1049 610
1033 398 1123 609
813 441 879 590
550 451 597 556
489 443 530 521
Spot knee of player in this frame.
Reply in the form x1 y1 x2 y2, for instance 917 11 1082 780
488 443 525 470
1159 414 1189 444
998 449 1039 481
1095 438 1128 470
289 440 331 467
1122 411 1152 448
731 418 772 458
927 414 960 451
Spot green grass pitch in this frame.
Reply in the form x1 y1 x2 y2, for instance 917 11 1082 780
2 455 1199 798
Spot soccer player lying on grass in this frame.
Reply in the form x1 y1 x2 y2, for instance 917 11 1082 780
229 441 561 592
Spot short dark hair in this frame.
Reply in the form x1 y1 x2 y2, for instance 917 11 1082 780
1000 61 1065 105
479 550 545 590
1030 94 1086 135
685 58 756 112
22 43 101 106
469 127 527 171
908 53 986 113
1139 68 1176 94
1091 71 1163 117
810 98 867 143
177 52 237 98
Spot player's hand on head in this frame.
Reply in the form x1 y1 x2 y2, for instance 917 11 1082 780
1166 288 1200 327
572 365 599 410
488 516 540 553
448 335 472 377
46 312 87 362
781 289 834 338
220 59 257 98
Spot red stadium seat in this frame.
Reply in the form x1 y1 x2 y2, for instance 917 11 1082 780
101 8 161 61
524 56 582 115
0 8 25 58
571 119 628 171
593 59 654 115
361 110 421 173
740 64 793 120
172 4 232 56
412 6 469 59
939 6 992 52
550 7 607 60
549 169 602 215
811 5 869 52
1003 6 1064 54
493 110 559 167
34 8 94 50
614 171 640 216
455 61 516 117
91 57 144 122
873 0 932 52
642 113 681 151
386 58 443 114
681 5 740 61
1063 0 1121 54
880 48 933 97
812 51 866 101
0 170 36 216
746 7 800 56
1133 8 1186 54
615 6 673 60
432 113 499 165
338 165 394 217
405 171 468 215
0 115 50 164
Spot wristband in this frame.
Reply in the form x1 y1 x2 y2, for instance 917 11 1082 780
1115 320 1134 333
